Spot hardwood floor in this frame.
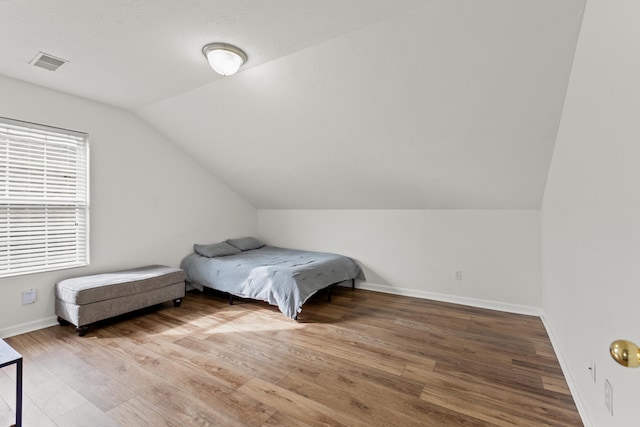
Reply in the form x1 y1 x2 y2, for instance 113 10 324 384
0 288 582 426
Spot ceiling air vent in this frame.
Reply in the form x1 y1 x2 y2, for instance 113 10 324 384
29 51 68 71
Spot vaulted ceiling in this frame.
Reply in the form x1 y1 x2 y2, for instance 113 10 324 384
0 0 586 209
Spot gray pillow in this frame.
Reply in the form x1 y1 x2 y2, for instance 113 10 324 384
226 237 265 251
194 242 241 258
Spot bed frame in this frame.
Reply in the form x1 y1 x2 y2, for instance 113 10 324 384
225 278 356 314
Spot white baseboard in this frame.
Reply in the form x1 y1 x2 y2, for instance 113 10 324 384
0 316 58 339
540 314 592 427
0 284 540 333
355 281 541 316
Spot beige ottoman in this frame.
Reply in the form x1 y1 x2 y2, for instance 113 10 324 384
55 265 185 336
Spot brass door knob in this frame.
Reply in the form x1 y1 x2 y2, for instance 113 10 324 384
610 340 640 368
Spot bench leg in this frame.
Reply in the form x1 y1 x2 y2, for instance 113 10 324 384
173 298 182 307
57 317 69 326
76 326 89 337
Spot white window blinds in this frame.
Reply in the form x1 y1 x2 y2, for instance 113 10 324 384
0 117 89 278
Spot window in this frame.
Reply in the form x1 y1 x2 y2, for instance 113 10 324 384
0 117 89 278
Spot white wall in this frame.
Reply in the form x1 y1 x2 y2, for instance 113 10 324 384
541 1 640 426
0 75 257 337
258 209 541 314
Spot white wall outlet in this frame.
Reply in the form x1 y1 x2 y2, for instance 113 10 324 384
588 359 596 383
604 379 613 416
455 270 463 280
22 289 36 305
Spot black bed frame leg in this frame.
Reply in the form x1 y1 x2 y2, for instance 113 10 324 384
76 325 89 337
352 279 355 290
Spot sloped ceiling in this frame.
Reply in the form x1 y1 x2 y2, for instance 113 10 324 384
0 0 585 209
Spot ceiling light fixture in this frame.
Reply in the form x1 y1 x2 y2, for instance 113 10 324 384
202 43 247 76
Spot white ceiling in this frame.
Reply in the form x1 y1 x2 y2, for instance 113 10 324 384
0 0 424 109
0 0 586 209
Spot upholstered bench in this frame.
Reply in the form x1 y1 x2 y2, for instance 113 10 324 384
55 265 186 336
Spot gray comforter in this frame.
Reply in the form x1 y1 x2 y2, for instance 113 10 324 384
180 245 364 319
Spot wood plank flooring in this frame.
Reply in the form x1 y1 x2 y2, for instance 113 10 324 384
0 288 582 426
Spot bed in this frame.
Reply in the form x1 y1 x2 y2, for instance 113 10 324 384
180 237 364 319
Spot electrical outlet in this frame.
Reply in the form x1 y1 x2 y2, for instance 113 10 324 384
455 270 463 280
22 289 36 305
604 379 613 416
588 359 596 383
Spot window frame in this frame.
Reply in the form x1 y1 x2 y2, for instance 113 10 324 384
0 117 90 278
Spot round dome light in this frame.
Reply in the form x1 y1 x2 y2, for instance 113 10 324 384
202 43 248 76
